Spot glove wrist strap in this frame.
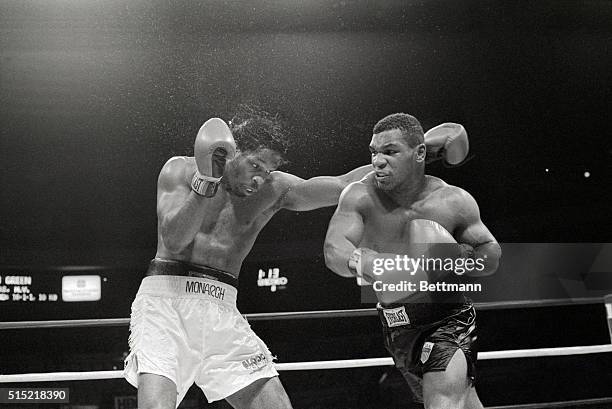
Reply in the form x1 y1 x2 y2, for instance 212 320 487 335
348 248 364 278
191 171 222 198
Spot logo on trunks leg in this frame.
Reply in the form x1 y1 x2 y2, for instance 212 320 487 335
257 268 288 292
420 342 435 364
241 352 269 372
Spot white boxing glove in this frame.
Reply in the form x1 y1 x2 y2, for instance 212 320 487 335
424 123 469 165
191 118 237 197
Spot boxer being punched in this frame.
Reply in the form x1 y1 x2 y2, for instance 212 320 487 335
123 110 467 409
324 113 501 409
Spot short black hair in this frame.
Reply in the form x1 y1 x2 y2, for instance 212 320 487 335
372 113 424 148
229 105 290 163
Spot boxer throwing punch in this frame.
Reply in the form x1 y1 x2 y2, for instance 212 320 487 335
324 113 501 409
124 110 460 409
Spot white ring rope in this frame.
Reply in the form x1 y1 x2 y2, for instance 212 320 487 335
0 297 606 330
487 397 612 409
1 344 611 384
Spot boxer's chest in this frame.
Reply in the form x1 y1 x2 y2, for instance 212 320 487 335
199 188 280 236
360 198 456 251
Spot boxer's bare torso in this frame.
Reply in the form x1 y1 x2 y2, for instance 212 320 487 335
156 156 297 275
351 174 469 254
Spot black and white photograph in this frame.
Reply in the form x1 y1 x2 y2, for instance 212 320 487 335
1 1 611 408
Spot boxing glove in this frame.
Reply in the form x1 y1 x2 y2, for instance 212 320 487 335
424 123 469 165
408 219 474 276
191 118 236 197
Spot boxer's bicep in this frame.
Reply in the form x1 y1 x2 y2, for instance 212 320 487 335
157 186 191 221
328 207 364 248
157 157 191 219
324 187 366 277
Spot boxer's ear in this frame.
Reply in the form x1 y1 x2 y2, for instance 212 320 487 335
415 143 426 163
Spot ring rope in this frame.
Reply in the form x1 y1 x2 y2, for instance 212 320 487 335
1 344 611 383
0 297 606 330
487 397 612 409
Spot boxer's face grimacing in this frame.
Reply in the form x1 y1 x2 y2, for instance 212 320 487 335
224 149 282 197
369 129 425 190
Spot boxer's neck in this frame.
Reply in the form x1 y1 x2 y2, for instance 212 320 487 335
387 173 427 207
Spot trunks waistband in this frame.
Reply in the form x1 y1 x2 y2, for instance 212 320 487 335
138 275 238 304
378 294 469 328
146 258 239 288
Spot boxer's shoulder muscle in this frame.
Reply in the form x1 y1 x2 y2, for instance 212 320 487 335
433 183 477 218
268 171 299 198
158 156 193 191
255 171 300 212
269 170 296 187
342 180 373 208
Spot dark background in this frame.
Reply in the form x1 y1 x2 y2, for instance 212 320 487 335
1 1 612 408
2 0 611 268
1 0 611 317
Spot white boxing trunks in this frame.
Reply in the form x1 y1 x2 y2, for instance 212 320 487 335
123 275 278 404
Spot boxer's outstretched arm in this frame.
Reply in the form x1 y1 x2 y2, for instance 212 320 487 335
452 189 501 276
279 165 372 211
323 184 366 277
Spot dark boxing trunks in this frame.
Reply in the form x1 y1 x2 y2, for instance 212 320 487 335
378 297 478 403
